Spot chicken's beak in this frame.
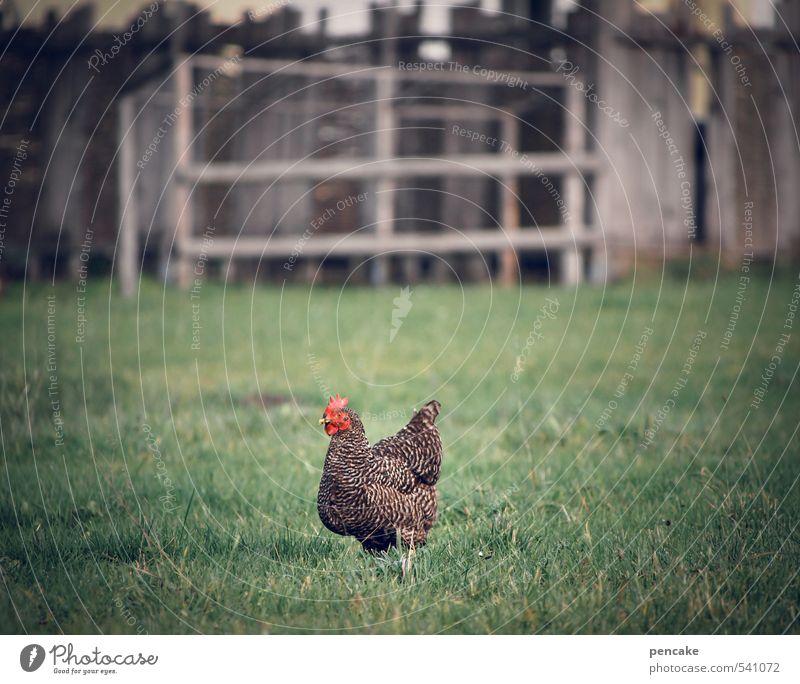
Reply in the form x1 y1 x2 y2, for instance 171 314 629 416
319 417 326 425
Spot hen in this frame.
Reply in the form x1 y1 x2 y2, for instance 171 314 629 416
316 395 443 552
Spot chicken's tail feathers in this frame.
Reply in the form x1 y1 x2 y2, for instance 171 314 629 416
419 399 441 420
406 399 441 431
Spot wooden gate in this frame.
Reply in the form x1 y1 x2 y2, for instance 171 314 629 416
117 53 601 295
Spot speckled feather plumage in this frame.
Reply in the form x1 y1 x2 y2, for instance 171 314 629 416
317 400 442 552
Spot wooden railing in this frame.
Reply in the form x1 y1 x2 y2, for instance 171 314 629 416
117 54 601 295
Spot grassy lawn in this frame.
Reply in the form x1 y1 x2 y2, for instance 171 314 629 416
1 268 798 634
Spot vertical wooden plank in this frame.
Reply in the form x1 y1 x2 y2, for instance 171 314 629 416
118 94 138 298
499 111 519 285
562 77 586 285
371 8 397 286
372 68 395 285
173 56 193 288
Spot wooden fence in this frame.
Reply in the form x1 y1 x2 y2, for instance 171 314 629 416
117 52 601 295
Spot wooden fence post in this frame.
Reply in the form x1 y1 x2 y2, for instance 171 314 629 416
499 110 520 285
562 75 587 285
373 68 395 285
118 94 138 298
173 57 193 289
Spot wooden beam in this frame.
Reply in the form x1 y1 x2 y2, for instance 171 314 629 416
396 104 513 121
117 95 138 298
180 228 599 259
189 53 566 88
173 58 194 289
151 96 534 121
499 111 520 286
372 58 395 285
561 70 588 286
180 153 600 183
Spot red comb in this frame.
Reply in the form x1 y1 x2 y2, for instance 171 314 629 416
325 394 348 416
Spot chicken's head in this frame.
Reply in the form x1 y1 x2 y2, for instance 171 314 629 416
320 394 351 436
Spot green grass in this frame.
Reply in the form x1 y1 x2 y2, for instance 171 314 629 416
1 268 798 634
